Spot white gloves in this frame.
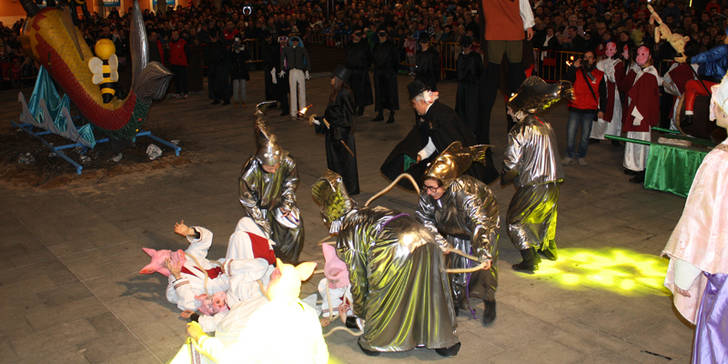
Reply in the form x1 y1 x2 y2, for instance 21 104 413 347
278 70 286 78
305 70 310 80
270 68 277 84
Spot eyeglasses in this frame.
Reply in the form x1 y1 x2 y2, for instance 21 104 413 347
423 184 440 192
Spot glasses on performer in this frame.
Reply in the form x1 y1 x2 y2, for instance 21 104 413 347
423 184 440 192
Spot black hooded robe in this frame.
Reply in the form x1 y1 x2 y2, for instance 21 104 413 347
345 40 374 109
318 88 360 195
372 40 400 112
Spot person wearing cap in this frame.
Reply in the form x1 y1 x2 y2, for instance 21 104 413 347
414 33 440 91
310 65 360 195
372 28 400 123
239 119 304 264
663 74 728 364
280 35 311 118
311 171 461 357
503 77 571 273
416 142 500 326
345 29 374 116
479 0 535 143
455 36 483 136
393 80 498 185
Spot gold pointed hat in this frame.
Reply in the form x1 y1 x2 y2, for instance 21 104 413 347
255 118 284 166
311 170 356 224
424 141 490 188
507 76 574 115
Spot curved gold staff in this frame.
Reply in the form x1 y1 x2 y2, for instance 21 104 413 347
364 173 420 207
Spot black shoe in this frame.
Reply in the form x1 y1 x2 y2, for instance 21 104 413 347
538 248 557 261
481 300 496 326
588 138 601 144
358 341 381 356
211 100 221 105
372 113 384 121
435 342 461 357
623 168 638 176
611 140 622 147
629 171 645 184
345 316 359 329
512 247 540 273
682 114 694 127
386 111 395 124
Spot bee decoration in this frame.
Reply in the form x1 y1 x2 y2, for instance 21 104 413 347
88 38 119 103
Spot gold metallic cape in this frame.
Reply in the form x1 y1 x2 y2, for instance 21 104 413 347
336 206 459 352
239 155 304 263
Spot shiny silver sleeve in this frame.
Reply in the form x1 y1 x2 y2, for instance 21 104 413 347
415 193 449 250
503 128 523 174
280 156 299 211
462 186 500 261
238 161 271 235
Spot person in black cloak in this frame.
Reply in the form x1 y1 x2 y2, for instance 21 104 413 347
309 65 360 195
206 31 232 105
455 36 482 135
371 28 400 123
345 28 373 116
380 80 499 188
260 32 279 102
414 33 440 91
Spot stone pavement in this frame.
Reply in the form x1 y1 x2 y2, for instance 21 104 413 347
0 72 693 363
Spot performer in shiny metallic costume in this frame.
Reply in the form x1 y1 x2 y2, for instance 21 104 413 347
416 141 500 326
503 77 572 273
312 171 460 357
239 119 304 264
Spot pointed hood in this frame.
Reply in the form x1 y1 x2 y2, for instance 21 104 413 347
424 141 489 188
311 170 356 225
255 119 284 166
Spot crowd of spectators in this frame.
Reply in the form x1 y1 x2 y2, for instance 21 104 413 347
3 0 728 90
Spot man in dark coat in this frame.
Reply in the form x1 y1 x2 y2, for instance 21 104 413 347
205 31 232 105
414 33 440 91
345 29 373 116
371 29 399 123
260 32 279 102
381 81 499 187
455 36 482 134
275 35 290 115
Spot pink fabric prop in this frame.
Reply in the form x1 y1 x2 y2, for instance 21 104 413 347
195 291 229 315
322 244 349 289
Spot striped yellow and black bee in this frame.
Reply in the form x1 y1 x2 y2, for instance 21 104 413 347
88 39 119 103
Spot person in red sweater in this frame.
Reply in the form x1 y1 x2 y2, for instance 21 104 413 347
618 45 661 183
168 30 189 98
563 50 607 166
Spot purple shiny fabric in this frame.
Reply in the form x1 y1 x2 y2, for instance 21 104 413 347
692 273 728 364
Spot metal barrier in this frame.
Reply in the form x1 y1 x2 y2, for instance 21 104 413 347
532 49 584 82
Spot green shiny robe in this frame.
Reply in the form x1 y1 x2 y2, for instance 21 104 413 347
336 206 458 352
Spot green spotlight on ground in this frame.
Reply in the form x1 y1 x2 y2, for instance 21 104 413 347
517 248 670 296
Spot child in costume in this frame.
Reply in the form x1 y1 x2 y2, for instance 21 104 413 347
502 76 572 272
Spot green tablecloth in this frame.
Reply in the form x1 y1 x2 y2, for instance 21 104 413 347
644 143 708 197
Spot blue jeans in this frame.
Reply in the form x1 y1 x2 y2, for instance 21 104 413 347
566 109 596 159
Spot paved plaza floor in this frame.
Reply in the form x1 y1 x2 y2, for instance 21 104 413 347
0 72 693 363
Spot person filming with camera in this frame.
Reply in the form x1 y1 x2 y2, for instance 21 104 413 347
563 50 607 166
